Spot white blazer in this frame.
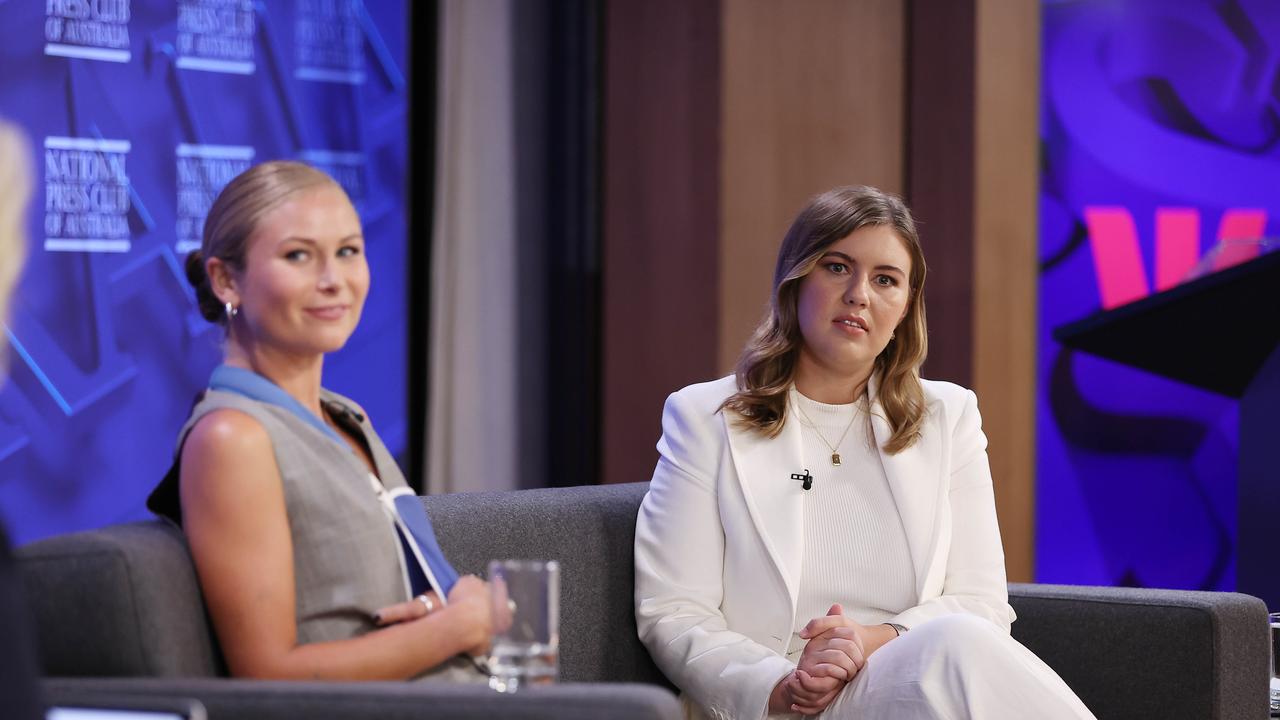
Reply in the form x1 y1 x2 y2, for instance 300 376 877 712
634 374 1016 720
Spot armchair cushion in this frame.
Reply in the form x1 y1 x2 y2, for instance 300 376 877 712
44 677 680 720
18 521 222 677
1009 582 1269 720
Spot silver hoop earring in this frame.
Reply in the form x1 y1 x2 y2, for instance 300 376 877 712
225 301 238 319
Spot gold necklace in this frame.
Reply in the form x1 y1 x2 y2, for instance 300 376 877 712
792 393 860 466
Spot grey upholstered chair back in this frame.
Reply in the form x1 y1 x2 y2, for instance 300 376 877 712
18 482 668 687
422 482 669 687
18 520 224 677
13 481 1272 720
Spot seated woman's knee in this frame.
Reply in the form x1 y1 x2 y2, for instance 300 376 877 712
906 613 1004 654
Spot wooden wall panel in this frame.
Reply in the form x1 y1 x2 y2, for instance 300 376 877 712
973 0 1040 582
602 0 721 484
905 0 1037 581
718 0 906 372
906 0 976 387
600 0 1038 581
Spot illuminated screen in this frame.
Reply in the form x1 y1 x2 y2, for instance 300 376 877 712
1037 0 1278 589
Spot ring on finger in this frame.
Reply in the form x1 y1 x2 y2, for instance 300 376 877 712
415 594 436 613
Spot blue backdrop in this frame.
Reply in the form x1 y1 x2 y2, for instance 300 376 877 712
0 0 409 545
1038 0 1277 589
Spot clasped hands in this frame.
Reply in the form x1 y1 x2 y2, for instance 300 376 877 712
770 603 890 716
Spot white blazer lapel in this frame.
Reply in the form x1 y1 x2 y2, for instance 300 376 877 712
869 376 944 597
724 408 806 611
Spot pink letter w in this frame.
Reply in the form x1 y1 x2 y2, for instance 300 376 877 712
1084 207 1267 310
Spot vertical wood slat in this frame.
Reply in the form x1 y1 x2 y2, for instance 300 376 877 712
904 0 1039 580
602 0 722 484
906 0 976 388
718 0 906 373
973 0 1040 582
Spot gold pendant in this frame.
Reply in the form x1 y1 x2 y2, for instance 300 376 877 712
831 453 841 466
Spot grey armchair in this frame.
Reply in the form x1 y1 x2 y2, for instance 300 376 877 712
19 482 1272 719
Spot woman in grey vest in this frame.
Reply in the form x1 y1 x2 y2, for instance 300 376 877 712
151 161 491 680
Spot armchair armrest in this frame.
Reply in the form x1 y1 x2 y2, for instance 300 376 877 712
44 677 682 720
1008 583 1269 720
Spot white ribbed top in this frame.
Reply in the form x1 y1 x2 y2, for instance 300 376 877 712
784 389 916 659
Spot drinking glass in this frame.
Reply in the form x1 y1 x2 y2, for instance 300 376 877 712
487 559 560 693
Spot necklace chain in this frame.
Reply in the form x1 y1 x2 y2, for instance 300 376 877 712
792 392 861 466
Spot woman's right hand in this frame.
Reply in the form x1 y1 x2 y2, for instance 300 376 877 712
769 669 843 716
445 575 494 656
784 632 862 715
371 591 442 627
769 604 867 715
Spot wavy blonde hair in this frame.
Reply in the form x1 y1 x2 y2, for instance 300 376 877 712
721 185 928 454
0 120 33 350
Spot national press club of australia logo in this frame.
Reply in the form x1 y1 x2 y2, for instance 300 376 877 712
176 144 255 254
45 0 132 63
176 0 257 75
44 136 133 253
295 0 365 84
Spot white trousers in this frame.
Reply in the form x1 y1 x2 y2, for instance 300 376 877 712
802 614 1097 720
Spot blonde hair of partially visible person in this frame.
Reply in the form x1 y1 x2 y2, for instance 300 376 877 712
721 185 929 455
185 160 346 325
0 120 33 351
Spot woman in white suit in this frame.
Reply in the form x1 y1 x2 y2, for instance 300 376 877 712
634 186 1095 720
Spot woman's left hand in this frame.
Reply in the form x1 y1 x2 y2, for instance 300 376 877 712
771 604 864 715
799 603 898 661
371 591 442 627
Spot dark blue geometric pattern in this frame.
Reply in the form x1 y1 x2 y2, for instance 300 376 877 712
0 0 408 545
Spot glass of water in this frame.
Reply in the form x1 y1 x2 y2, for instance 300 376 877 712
487 559 560 693
1270 613 1279 716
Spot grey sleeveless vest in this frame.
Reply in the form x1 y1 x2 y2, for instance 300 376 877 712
173 388 412 646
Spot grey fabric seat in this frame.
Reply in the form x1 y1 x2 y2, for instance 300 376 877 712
18 482 1273 719
0 522 43 720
